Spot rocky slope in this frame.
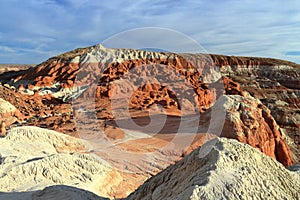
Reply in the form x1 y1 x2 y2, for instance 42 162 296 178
127 138 300 200
0 84 74 135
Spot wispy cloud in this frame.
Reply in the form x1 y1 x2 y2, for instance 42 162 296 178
0 0 299 63
0 45 16 53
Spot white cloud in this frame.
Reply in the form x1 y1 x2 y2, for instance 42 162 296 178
0 0 299 63
0 46 16 53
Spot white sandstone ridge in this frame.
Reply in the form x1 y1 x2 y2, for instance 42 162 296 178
74 44 168 64
127 138 300 200
220 63 299 79
0 126 126 198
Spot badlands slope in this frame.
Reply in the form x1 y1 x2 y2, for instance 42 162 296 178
0 44 299 199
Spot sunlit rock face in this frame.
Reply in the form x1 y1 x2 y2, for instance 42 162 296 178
127 138 300 200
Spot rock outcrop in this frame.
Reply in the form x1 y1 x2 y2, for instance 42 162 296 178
127 138 300 200
215 95 294 166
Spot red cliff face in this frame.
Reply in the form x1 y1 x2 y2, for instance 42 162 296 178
218 94 294 166
95 56 216 113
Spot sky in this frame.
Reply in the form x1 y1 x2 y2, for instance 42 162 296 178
0 0 299 64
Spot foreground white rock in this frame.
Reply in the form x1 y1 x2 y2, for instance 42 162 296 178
0 185 108 200
0 125 202 198
1 127 299 199
127 138 300 200
0 126 123 198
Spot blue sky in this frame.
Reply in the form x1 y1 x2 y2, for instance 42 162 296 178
0 0 299 64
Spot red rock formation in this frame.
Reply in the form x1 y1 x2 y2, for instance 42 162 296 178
219 95 294 166
223 77 243 95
